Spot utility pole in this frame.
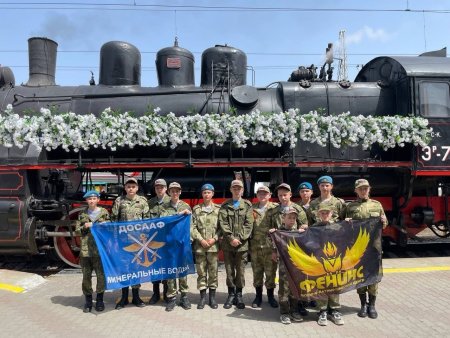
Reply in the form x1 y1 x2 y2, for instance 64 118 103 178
337 30 348 81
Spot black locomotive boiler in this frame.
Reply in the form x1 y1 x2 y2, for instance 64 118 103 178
0 37 448 267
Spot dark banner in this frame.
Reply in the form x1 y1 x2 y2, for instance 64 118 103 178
91 214 195 290
270 218 383 299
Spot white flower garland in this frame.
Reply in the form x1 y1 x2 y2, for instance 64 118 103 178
0 104 431 152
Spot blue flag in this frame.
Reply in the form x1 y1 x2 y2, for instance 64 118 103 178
91 214 195 290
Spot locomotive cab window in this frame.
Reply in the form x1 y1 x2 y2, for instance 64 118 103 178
418 81 450 118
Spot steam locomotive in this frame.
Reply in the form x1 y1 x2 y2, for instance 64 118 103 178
0 37 448 267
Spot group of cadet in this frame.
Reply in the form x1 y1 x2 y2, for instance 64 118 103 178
75 174 388 326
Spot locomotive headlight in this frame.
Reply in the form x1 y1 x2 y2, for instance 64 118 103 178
438 183 443 197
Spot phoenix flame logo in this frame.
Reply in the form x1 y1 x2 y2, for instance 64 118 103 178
287 228 370 276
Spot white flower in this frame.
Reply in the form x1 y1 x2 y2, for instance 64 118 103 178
0 107 431 152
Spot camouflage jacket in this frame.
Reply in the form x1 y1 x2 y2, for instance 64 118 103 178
148 194 170 219
309 195 346 223
75 207 110 257
191 202 221 253
250 201 279 250
262 203 308 231
345 198 388 229
296 200 310 210
111 195 149 222
160 200 192 240
160 200 192 217
218 198 254 252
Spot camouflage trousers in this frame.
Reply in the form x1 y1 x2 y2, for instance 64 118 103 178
278 262 296 315
316 294 341 311
80 256 105 295
250 246 277 289
357 283 378 296
223 250 248 289
166 276 188 298
195 251 218 290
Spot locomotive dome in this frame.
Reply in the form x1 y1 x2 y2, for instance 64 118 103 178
156 38 195 87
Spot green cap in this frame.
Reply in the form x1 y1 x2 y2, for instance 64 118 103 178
318 202 333 212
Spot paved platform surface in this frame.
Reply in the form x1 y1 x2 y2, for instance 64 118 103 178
1 257 450 337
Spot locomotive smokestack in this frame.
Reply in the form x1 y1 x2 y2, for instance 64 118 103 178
26 37 58 87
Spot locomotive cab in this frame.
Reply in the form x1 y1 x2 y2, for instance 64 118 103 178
356 55 450 244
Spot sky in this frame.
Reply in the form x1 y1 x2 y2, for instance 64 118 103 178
2 0 450 87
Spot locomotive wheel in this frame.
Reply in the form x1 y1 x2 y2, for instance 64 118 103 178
53 207 84 268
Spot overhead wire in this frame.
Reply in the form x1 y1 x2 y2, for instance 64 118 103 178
1 2 450 13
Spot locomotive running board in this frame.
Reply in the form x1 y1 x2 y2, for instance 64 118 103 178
0 160 413 170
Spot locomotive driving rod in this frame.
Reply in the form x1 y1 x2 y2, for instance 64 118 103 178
45 231 73 237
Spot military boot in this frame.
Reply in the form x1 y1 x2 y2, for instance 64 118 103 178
163 281 169 303
223 287 236 309
197 289 207 309
115 287 129 310
180 293 191 310
165 297 177 312
358 293 368 318
95 292 105 312
368 295 378 319
252 286 263 308
267 288 279 308
83 294 93 313
131 288 145 307
209 288 218 309
297 300 308 316
235 287 245 309
148 282 160 305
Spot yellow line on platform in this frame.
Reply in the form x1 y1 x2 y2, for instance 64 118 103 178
0 283 25 293
384 266 450 273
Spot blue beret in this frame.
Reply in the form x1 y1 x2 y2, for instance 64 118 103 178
317 175 333 185
298 182 313 190
83 190 100 199
201 183 215 191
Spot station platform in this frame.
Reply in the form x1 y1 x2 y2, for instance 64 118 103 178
0 257 449 337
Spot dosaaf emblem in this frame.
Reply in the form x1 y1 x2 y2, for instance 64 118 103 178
123 232 166 267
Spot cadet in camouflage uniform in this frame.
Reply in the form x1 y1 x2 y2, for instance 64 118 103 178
218 179 254 309
111 177 149 310
297 181 313 210
161 182 192 312
147 178 170 305
313 203 344 327
264 183 309 315
309 176 346 223
345 178 388 320
191 183 221 309
250 185 279 308
269 207 303 325
264 183 309 230
75 190 110 313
